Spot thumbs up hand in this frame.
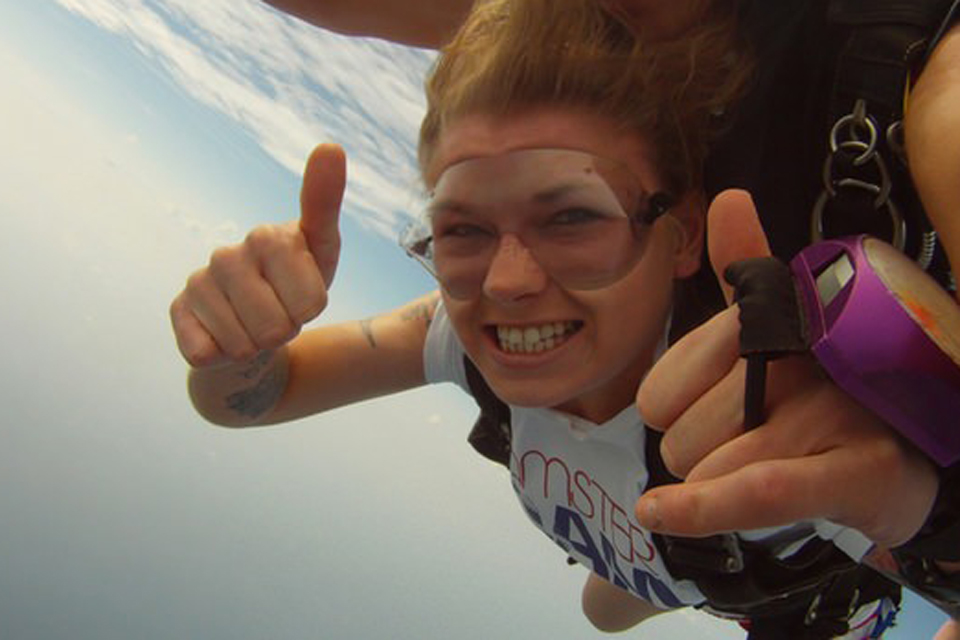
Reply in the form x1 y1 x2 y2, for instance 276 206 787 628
171 144 347 368
634 190 938 551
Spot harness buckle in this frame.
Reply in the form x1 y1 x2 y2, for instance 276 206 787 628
804 582 862 628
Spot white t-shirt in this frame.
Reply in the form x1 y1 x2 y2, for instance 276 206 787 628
424 303 873 610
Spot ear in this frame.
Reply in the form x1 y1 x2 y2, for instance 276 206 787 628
666 191 705 279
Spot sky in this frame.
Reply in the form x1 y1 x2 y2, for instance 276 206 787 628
0 1 949 638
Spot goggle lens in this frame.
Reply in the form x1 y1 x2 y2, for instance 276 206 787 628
400 148 672 298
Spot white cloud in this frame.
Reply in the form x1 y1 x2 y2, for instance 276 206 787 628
55 0 433 240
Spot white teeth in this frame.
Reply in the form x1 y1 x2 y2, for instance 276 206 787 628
497 322 578 353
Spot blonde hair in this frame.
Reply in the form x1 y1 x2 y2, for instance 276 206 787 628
418 0 751 196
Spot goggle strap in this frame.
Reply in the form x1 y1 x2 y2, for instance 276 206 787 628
642 192 676 225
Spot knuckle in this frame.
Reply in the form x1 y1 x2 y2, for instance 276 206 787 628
867 435 909 483
315 250 339 278
184 269 211 295
245 224 286 255
224 341 258 363
180 273 220 315
185 345 218 368
251 319 295 350
872 434 903 464
660 436 691 479
208 245 246 280
684 491 710 533
169 293 186 322
749 464 792 511
291 288 328 325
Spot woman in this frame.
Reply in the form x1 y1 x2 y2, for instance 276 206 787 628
171 0 899 635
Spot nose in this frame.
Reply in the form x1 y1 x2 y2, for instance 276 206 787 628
482 234 549 302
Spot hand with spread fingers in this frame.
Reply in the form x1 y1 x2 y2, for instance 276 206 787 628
170 143 346 369
635 189 940 551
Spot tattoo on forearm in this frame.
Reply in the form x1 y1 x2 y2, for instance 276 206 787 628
359 296 438 350
401 299 437 329
360 318 377 348
226 360 288 420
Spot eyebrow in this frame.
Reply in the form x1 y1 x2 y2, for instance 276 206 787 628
426 200 474 218
530 182 596 204
428 181 603 218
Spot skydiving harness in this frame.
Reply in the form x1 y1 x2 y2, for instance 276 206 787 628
462 355 900 639
457 1 960 636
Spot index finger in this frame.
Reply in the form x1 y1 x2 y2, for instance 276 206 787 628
300 143 347 286
636 454 848 536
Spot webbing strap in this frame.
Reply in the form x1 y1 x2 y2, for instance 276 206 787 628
463 357 512 466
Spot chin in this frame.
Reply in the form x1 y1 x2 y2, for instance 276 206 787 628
483 373 583 410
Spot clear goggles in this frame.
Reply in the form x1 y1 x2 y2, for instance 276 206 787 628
400 148 673 299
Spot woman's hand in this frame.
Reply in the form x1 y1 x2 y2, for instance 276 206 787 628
170 143 346 368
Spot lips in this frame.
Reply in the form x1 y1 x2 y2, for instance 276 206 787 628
494 321 582 354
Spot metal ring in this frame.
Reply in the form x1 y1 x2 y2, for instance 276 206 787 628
811 183 905 250
834 177 889 210
830 112 878 166
820 140 891 202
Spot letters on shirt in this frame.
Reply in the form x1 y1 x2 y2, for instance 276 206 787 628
513 449 685 608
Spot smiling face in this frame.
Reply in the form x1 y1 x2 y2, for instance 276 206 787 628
427 108 703 422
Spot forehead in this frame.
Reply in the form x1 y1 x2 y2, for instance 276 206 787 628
429 148 638 216
427 107 660 188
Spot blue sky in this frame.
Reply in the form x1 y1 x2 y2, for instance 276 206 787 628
0 1 949 638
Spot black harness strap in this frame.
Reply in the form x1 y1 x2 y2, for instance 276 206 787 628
463 356 512 467
461 357 898 633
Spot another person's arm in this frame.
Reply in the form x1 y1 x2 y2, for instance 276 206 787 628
906 22 960 280
261 0 706 47
262 0 475 48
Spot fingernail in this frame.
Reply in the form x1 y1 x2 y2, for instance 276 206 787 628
638 496 662 530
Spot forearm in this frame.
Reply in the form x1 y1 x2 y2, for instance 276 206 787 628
187 321 423 427
186 293 437 428
268 310 430 424
262 0 474 48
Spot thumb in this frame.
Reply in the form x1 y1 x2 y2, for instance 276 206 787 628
300 143 347 287
707 189 772 305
